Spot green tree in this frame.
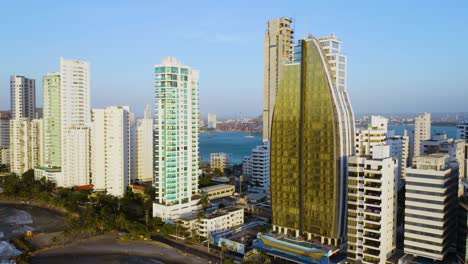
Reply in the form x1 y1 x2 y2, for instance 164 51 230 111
198 193 210 210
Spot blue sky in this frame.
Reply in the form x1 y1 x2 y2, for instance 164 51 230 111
0 0 467 118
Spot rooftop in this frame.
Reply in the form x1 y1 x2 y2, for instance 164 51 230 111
200 184 234 193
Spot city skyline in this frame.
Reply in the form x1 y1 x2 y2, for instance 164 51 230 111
1 1 467 118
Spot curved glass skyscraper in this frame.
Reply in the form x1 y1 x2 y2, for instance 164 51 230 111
270 34 355 247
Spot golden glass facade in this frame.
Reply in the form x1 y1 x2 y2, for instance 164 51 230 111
271 38 353 242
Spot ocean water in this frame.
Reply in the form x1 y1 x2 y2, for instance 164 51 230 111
199 126 458 165
199 131 262 164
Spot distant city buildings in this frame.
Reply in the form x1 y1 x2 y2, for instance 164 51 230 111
404 154 458 261
413 112 431 159
10 75 36 120
355 116 388 156
210 152 230 172
136 105 153 183
457 120 468 142
347 145 397 263
270 33 354 247
153 57 201 221
207 113 217 129
263 17 294 142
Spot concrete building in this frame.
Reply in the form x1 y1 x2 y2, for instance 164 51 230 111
34 167 63 186
207 113 217 129
10 75 36 120
136 105 153 183
179 206 244 239
0 113 11 166
457 179 468 264
413 113 431 159
210 152 230 172
200 184 235 200
42 72 61 168
270 33 354 247
9 118 43 175
457 120 468 142
153 57 201 220
355 116 388 156
404 154 458 261
244 142 270 194
347 145 397 263
60 58 91 187
263 17 294 142
91 106 132 197
387 130 410 186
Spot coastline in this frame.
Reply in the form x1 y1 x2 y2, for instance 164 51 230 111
0 198 67 216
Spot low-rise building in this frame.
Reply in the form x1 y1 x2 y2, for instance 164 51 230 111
34 167 64 186
179 206 244 239
244 142 270 194
210 152 230 172
200 184 234 200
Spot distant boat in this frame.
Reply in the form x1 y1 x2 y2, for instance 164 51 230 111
245 130 254 138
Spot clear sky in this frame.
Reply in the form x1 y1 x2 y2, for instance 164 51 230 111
1 0 467 118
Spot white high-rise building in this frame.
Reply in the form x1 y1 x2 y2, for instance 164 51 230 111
136 105 153 183
413 113 431 159
91 106 132 197
244 142 270 194
387 129 410 187
153 57 201 221
10 75 36 120
207 113 217 129
42 72 61 168
355 116 388 156
347 145 397 264
0 113 11 149
9 118 43 175
404 154 458 261
60 58 90 187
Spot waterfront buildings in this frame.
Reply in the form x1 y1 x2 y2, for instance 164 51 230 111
10 118 43 175
0 113 10 166
243 142 270 194
458 179 468 264
10 75 36 120
404 154 458 261
270 33 354 247
207 113 217 129
347 145 397 263
210 152 230 172
153 57 201 221
263 17 294 142
42 72 61 168
91 106 132 197
136 105 153 183
60 58 91 187
413 113 431 159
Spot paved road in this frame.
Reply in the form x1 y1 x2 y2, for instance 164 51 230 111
151 235 220 263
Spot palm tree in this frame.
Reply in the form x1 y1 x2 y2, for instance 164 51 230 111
198 193 210 210
220 241 228 264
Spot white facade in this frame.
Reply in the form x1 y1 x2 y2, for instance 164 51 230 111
413 113 431 159
244 142 270 194
180 207 244 238
136 105 153 182
404 154 458 261
10 75 36 120
0 113 10 149
200 184 235 200
34 167 64 187
387 130 410 186
91 106 132 197
9 119 43 175
347 145 397 264
210 152 230 172
207 113 217 129
153 57 200 220
355 116 388 156
0 148 10 165
60 58 91 187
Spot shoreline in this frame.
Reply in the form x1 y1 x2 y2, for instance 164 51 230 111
0 198 67 216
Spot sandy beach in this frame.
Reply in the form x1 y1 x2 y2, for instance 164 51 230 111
31 233 211 264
